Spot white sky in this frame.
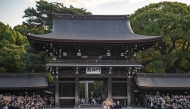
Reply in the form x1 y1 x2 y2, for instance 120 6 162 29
0 0 190 28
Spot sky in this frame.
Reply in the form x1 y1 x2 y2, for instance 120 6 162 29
0 0 190 28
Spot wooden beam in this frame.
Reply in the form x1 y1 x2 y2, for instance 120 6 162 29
59 97 75 99
112 96 128 99
59 81 75 83
112 81 127 83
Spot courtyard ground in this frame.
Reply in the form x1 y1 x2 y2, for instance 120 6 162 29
46 107 149 109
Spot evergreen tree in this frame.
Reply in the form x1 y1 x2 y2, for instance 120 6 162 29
129 2 190 73
0 22 26 73
12 0 92 73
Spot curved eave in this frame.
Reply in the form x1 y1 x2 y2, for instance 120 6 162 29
137 86 190 90
0 86 47 89
134 74 190 90
27 35 162 44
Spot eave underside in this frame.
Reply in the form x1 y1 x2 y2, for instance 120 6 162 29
27 35 162 44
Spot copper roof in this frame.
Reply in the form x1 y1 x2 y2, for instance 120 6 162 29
27 14 162 43
135 73 190 89
0 73 48 88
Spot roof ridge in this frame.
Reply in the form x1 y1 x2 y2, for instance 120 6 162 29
54 14 128 20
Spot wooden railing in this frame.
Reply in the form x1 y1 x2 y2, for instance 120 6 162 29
45 59 142 67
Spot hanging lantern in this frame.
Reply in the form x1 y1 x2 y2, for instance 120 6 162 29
134 53 136 57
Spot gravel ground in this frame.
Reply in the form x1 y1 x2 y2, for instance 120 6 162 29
45 107 149 109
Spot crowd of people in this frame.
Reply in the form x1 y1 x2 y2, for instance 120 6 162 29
102 98 122 109
79 97 122 109
147 95 190 109
79 97 102 105
0 94 54 109
2 93 190 109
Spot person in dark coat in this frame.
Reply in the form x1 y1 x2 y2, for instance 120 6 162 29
114 101 122 109
8 104 15 109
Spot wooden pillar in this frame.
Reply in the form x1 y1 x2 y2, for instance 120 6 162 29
131 90 135 106
55 76 59 107
124 99 126 107
108 75 112 100
127 78 131 108
75 76 79 107
85 81 88 104
142 90 147 107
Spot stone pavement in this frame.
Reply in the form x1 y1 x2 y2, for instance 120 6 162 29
45 107 149 109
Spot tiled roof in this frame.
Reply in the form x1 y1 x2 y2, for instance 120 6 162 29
135 73 190 89
27 14 162 43
0 73 48 88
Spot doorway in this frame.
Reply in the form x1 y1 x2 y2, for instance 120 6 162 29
79 79 107 105
134 90 142 106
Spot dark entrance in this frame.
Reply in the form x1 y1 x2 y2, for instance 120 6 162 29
134 90 142 106
78 77 129 108
79 78 107 105
79 80 104 105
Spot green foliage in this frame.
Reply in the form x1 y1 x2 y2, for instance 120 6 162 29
22 0 91 33
185 30 190 43
9 0 92 73
129 1 190 73
20 43 46 73
79 81 103 98
0 22 46 73
13 25 29 36
79 83 85 98
0 22 26 73
46 72 54 83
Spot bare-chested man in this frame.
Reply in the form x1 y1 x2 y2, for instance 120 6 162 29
102 98 110 109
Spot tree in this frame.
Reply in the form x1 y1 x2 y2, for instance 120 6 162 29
22 0 91 33
19 43 46 73
14 24 45 36
12 0 92 73
129 2 190 73
46 72 54 83
12 24 48 73
0 22 26 73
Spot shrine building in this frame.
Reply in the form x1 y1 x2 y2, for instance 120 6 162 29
26 14 162 107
